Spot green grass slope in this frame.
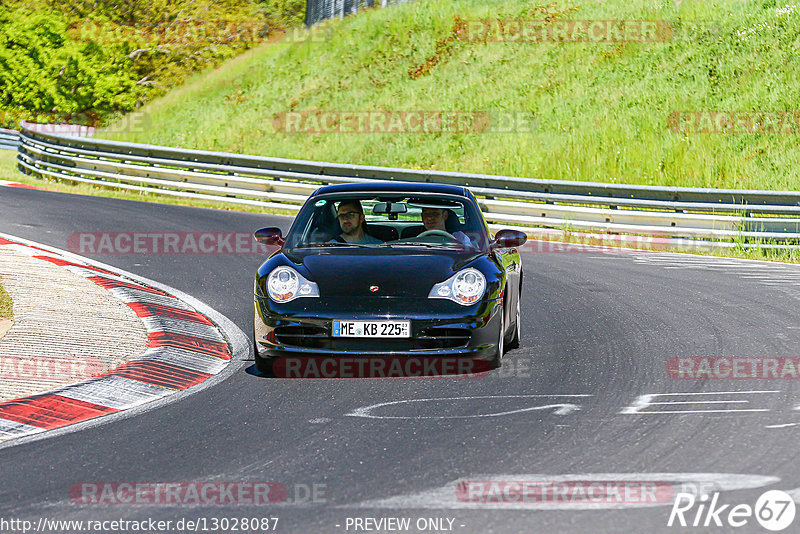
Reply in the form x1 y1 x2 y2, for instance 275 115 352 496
104 0 800 190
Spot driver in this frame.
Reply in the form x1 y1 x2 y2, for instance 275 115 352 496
334 200 382 244
420 207 473 247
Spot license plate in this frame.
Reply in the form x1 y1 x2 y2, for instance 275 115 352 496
332 320 410 338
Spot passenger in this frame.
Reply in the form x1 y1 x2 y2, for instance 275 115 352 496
420 207 473 247
334 200 382 244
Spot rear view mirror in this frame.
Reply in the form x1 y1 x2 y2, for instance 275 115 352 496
372 202 407 220
493 229 527 249
254 227 284 246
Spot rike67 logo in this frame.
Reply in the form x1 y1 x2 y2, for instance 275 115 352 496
668 490 796 531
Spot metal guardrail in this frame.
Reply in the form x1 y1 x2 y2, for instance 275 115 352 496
305 0 413 26
0 129 19 151
14 126 800 245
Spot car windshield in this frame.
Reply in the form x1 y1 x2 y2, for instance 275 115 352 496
284 193 490 251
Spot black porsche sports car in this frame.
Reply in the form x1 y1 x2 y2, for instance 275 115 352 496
252 182 526 377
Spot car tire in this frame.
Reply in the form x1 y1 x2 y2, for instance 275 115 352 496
255 356 273 375
491 306 504 369
507 293 521 351
253 330 273 375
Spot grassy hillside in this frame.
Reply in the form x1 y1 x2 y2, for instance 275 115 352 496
103 0 800 190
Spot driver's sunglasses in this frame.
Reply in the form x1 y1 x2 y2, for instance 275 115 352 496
336 211 360 220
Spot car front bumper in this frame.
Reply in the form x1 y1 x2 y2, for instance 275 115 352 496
253 295 502 370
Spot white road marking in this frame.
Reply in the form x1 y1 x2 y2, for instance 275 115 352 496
628 258 800 291
647 400 750 405
629 409 770 414
785 487 800 503
634 390 779 396
345 395 591 420
621 391 779 415
765 423 800 429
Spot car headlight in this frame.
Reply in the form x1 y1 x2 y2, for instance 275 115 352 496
429 268 486 305
267 266 319 302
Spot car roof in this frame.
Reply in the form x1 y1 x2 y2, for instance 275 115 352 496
311 181 469 197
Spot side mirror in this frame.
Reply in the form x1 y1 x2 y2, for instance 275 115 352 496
254 227 284 246
493 229 527 249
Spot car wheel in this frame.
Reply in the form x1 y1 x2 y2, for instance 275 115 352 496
491 306 504 369
507 293 521 350
253 330 273 375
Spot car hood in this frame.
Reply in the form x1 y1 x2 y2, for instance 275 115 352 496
289 248 483 298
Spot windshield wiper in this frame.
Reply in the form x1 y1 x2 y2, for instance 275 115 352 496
379 242 462 249
294 242 377 249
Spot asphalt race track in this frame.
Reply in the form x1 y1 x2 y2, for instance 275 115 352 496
2 186 800 534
